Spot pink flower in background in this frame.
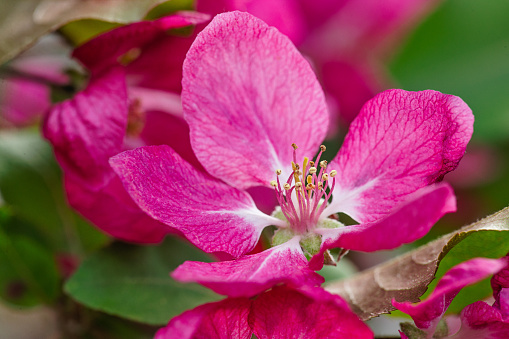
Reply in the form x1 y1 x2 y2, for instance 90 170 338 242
155 285 373 339
197 0 441 127
0 35 73 127
111 11 473 297
393 256 509 339
43 12 208 243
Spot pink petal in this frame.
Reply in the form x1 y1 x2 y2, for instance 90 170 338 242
250 285 373 339
392 258 508 334
73 12 209 77
319 59 382 125
171 237 324 297
155 298 252 339
125 33 196 93
139 110 204 172
456 301 509 339
0 77 50 126
43 68 128 189
182 11 329 190
310 183 455 269
197 0 307 45
492 258 509 312
327 89 473 223
64 176 170 243
110 145 281 257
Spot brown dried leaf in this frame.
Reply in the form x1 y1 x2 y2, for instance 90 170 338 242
0 0 169 64
324 206 509 320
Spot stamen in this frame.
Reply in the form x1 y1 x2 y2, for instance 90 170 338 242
270 144 338 235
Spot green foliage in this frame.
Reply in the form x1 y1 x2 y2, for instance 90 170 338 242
391 0 509 143
0 131 108 254
65 237 222 325
0 208 59 306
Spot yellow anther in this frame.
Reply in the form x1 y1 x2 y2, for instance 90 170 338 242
306 175 313 184
320 145 326 152
283 183 291 190
309 161 315 167
309 167 317 174
292 143 298 150
276 169 282 175
322 173 329 181
317 182 323 188
306 183 315 190
270 180 277 187
295 182 302 188
302 157 309 175
320 160 328 168
330 170 337 177
295 170 302 176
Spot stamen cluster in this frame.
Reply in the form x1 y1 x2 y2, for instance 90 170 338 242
270 144 337 234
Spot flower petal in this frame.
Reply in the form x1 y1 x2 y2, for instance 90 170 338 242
73 12 209 77
43 68 128 189
311 183 455 269
327 89 473 223
64 176 170 243
171 237 324 297
250 285 373 339
492 257 509 313
182 11 329 190
456 301 509 339
0 77 50 126
110 145 280 257
155 298 252 339
392 258 508 334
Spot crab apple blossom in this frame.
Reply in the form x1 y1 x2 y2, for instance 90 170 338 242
0 34 74 127
111 11 473 297
197 0 441 126
155 285 373 339
43 12 208 242
393 256 509 339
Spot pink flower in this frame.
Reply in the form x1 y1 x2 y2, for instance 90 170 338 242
197 0 440 126
43 13 209 242
393 257 509 338
0 35 73 127
110 11 473 297
155 285 373 339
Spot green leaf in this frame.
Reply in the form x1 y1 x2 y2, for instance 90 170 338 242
0 210 60 306
0 130 108 254
65 237 223 325
390 0 509 143
0 0 170 64
324 206 509 320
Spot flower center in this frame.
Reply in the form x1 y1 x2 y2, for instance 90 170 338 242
270 144 337 234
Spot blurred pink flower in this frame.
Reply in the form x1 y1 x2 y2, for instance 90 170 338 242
197 0 440 127
393 256 509 339
43 12 209 243
0 35 73 127
155 285 373 339
111 12 473 297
